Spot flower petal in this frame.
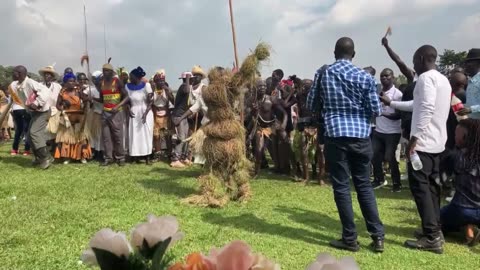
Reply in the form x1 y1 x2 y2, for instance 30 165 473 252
215 241 253 270
89 228 116 251
337 257 360 270
131 223 149 249
80 248 98 267
315 253 336 266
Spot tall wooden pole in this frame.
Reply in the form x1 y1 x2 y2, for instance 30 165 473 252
229 0 243 123
229 0 239 68
104 24 107 63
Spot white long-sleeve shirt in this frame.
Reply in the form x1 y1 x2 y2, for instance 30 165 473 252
189 93 209 125
43 82 62 116
376 86 403 134
15 77 51 112
390 69 450 154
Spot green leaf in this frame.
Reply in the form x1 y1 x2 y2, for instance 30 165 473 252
151 237 172 270
92 247 129 270
127 253 148 270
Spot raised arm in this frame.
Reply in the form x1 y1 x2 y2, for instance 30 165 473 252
382 38 415 83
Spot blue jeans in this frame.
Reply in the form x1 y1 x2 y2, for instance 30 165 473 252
441 203 480 233
12 109 31 151
325 137 385 243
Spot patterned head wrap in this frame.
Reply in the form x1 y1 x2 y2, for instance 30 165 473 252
130 66 146 79
63 72 76 83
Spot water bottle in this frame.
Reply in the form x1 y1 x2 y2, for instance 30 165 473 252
410 151 423 171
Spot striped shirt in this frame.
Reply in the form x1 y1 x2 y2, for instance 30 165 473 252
101 78 122 112
307 59 381 138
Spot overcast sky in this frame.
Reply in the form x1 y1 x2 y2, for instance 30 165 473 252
2 0 479 87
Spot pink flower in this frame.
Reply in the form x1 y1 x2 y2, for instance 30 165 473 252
131 214 184 250
306 253 359 270
207 241 280 270
80 228 132 267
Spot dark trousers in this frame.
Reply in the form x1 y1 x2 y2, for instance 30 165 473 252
441 203 480 234
408 151 441 239
171 117 189 162
372 131 401 186
12 109 31 151
325 137 384 243
102 111 125 162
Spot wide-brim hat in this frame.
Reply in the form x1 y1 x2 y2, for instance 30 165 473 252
465 48 480 62
191 65 207 79
102 63 114 71
38 66 59 79
179 71 193 80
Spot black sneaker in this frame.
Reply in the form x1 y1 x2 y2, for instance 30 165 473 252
372 180 388 190
370 238 384 253
118 160 126 167
100 160 112 167
404 237 443 254
329 239 360 252
392 185 402 193
414 229 445 244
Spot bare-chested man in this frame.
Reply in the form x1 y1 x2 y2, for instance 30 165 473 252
248 79 287 176
294 79 326 184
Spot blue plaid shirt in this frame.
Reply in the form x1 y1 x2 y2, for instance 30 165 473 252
307 59 381 138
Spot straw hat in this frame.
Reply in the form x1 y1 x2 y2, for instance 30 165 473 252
191 65 206 79
102 63 114 71
38 66 59 79
102 57 114 71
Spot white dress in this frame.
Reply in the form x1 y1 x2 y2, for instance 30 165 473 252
126 82 154 156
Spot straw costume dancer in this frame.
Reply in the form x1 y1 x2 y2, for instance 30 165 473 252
184 43 270 207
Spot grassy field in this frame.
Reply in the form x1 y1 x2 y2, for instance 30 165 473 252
0 142 478 270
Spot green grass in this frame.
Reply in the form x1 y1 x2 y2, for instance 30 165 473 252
0 142 478 270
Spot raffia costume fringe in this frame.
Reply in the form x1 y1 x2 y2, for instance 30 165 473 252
83 109 102 142
53 111 92 160
183 42 270 208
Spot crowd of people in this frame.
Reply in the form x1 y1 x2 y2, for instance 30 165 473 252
0 35 479 253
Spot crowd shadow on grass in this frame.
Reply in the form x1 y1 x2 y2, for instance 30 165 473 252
0 156 32 168
202 212 331 247
274 206 414 248
370 186 414 200
150 167 201 179
138 178 196 198
138 166 205 198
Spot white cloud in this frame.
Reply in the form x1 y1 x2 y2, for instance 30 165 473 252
453 12 480 44
1 0 479 87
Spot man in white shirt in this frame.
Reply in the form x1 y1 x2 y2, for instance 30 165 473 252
38 66 62 150
12 65 53 169
372 69 403 192
382 45 451 253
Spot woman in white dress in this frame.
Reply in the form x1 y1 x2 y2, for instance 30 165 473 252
125 67 154 164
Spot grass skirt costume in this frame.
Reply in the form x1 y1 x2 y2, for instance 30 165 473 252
48 89 92 160
292 127 317 163
183 43 270 207
83 85 103 151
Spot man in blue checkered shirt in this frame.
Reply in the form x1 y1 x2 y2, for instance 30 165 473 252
307 37 385 253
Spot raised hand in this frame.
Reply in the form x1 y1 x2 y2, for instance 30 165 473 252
381 37 388 47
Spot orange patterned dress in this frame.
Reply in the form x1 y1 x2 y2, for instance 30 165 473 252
54 89 92 160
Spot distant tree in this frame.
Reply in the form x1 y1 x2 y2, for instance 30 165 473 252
438 49 467 75
394 74 408 88
0 65 42 88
